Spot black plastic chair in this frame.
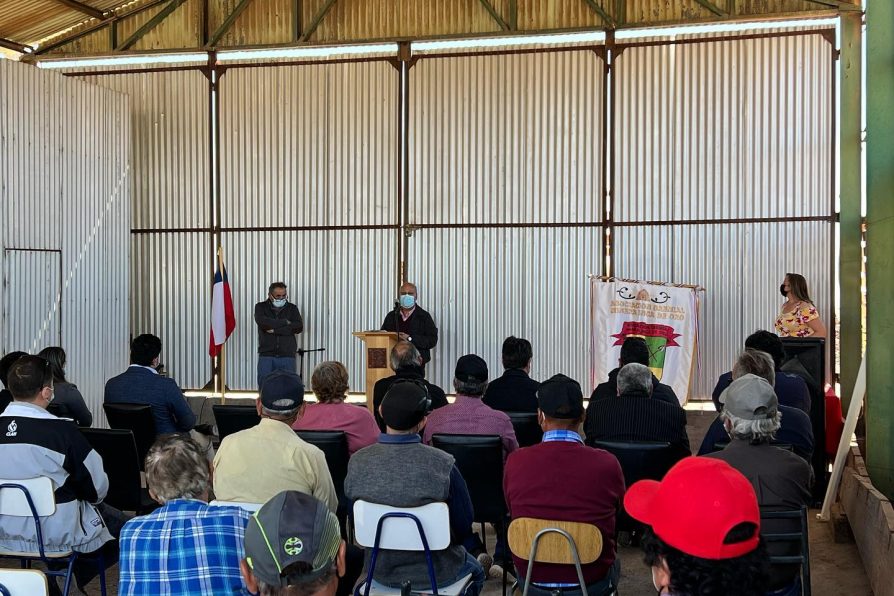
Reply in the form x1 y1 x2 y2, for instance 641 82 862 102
431 433 509 594
505 412 543 448
212 405 260 442
295 430 350 534
762 507 811 596
712 441 795 453
80 428 158 514
102 403 156 471
591 440 682 539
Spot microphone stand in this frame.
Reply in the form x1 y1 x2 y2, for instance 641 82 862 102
296 347 326 382
393 300 401 338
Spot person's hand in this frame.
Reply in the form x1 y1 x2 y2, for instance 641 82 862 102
398 332 410 341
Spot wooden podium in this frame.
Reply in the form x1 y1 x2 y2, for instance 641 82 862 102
353 331 399 410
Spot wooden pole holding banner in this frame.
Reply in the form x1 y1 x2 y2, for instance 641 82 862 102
818 358 866 521
217 246 227 405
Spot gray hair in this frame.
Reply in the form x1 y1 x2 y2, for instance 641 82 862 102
145 434 210 503
732 350 776 386
390 341 421 371
721 409 782 442
453 377 488 397
256 562 338 596
617 363 653 395
261 402 302 419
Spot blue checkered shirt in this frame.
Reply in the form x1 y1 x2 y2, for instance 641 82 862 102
542 429 584 444
118 499 252 595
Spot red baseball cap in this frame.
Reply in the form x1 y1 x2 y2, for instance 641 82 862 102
623 457 760 560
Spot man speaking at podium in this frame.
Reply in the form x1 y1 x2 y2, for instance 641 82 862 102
381 282 438 364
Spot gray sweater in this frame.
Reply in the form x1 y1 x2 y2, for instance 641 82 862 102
345 440 467 589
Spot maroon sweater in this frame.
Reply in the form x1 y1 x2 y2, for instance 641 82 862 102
503 440 625 584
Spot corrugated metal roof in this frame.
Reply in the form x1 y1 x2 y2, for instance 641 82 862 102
0 0 147 49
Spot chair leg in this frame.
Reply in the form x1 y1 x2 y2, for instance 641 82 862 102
97 551 108 596
62 555 78 596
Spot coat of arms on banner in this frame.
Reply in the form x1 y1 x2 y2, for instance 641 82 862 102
591 278 701 403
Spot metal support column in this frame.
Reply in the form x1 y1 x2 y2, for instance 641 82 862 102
865 0 894 500
838 11 863 409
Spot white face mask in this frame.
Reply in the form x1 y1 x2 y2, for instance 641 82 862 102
272 298 287 308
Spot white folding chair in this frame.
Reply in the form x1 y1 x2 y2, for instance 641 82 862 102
0 568 49 595
0 477 107 596
352 500 472 596
208 500 263 513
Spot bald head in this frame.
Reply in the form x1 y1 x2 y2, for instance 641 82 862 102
390 341 422 371
400 282 417 296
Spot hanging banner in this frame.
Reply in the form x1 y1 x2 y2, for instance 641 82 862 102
590 277 700 403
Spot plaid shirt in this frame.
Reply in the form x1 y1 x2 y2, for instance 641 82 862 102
422 394 519 460
118 499 252 595
542 429 584 444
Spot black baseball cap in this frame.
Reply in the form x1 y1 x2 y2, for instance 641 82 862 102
538 374 584 419
455 354 488 383
260 370 305 412
381 380 430 430
244 491 342 587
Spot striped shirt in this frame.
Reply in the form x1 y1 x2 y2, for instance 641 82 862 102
118 499 251 595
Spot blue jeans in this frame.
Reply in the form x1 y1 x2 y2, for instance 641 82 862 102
518 558 620 596
452 550 486 596
258 356 296 388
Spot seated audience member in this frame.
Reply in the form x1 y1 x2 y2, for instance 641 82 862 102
372 341 447 432
240 491 351 596
214 370 337 511
588 337 680 406
345 381 486 596
0 351 26 412
118 434 252 595
625 457 770 596
712 330 811 414
584 363 690 458
38 346 92 427
0 356 126 592
104 334 213 457
504 374 625 595
698 350 814 461
423 354 519 460
705 374 813 594
482 336 540 413
293 360 379 454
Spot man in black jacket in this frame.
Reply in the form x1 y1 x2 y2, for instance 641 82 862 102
380 282 438 364
372 342 447 432
254 281 303 388
482 336 540 413
588 337 679 406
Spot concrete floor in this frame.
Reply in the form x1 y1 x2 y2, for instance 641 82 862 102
10 404 874 595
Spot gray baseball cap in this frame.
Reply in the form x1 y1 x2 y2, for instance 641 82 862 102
719 374 778 420
244 491 341 587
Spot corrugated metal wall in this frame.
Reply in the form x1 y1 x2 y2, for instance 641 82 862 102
0 59 131 426
612 32 834 397
79 69 212 389
408 50 605 390
219 61 398 390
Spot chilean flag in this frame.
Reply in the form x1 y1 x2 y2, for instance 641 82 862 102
209 258 236 357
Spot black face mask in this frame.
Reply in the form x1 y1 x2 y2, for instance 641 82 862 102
780 284 788 298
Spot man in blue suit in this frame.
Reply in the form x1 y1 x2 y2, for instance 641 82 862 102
104 334 212 458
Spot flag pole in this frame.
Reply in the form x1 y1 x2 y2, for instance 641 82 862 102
217 246 227 405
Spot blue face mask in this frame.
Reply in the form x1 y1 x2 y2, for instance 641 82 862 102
399 294 416 309
272 298 287 308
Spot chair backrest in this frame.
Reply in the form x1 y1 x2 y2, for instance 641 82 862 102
0 478 56 518
0 569 49 595
102 403 157 470
353 500 451 551
430 434 506 523
212 404 260 441
590 440 680 486
761 507 811 596
712 441 794 453
508 517 602 565
505 412 543 448
79 428 143 511
294 430 349 500
208 500 263 513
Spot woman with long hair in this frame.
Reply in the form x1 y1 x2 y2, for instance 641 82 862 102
38 346 93 427
775 273 827 338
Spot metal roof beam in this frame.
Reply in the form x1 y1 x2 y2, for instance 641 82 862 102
0 38 33 53
52 0 107 20
206 0 255 47
582 0 616 28
300 0 337 42
803 0 862 10
478 0 510 30
692 0 729 17
115 0 189 51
